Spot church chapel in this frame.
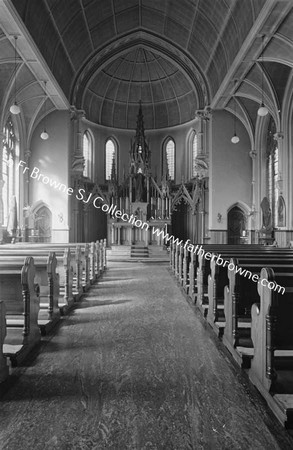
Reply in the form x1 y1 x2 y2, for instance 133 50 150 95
1 0 293 448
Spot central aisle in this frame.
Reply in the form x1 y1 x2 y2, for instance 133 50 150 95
0 262 292 449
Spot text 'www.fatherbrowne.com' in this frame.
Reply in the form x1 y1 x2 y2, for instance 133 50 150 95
153 229 285 295
18 160 285 294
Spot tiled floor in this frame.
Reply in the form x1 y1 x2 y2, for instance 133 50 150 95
0 261 292 449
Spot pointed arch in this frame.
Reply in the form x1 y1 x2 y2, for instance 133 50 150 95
162 137 175 181
83 130 93 179
105 137 118 181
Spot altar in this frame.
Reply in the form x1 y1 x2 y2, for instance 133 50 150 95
106 103 172 247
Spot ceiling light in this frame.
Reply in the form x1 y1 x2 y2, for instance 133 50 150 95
231 80 240 144
40 81 49 140
10 103 20 115
40 130 49 140
257 35 268 117
10 36 20 115
258 103 268 117
231 134 240 144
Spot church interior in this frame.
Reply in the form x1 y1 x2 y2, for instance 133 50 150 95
1 0 293 448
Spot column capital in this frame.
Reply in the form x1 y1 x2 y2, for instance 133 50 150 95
24 149 31 160
195 106 212 121
249 149 257 159
274 132 284 141
70 106 86 121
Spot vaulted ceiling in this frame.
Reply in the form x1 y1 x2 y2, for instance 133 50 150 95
1 0 293 134
9 0 267 128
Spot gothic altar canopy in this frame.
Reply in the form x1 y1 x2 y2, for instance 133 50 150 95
107 103 172 246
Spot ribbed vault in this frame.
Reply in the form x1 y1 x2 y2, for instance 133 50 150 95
10 0 268 129
85 47 197 129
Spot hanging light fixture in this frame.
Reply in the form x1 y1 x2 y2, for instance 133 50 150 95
40 81 49 140
257 35 268 117
231 80 240 144
10 36 20 115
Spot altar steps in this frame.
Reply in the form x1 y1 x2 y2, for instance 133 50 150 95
130 245 149 258
107 245 169 263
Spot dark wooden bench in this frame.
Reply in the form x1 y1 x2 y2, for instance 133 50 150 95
195 246 293 315
222 259 293 367
250 268 293 428
208 253 293 330
4 240 108 299
0 253 60 335
0 301 9 382
0 247 74 315
0 257 41 366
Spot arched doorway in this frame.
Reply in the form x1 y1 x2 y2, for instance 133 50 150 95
31 204 52 242
227 206 247 245
171 199 189 243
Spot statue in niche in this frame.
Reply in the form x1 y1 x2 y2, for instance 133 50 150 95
260 197 272 229
134 172 145 202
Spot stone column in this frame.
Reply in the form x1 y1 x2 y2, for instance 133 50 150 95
0 132 4 242
274 132 284 194
70 108 85 242
20 148 31 241
195 107 211 159
249 149 257 215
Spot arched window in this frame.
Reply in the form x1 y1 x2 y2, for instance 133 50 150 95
266 117 278 227
105 138 117 181
164 138 175 181
2 117 17 228
83 131 93 178
192 132 198 178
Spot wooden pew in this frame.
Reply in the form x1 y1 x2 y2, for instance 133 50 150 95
171 242 177 274
207 252 293 325
174 245 179 278
222 259 293 367
0 248 74 315
0 253 60 335
182 247 190 291
89 241 97 283
0 301 9 382
207 258 229 333
187 252 196 300
250 268 293 428
196 246 293 316
169 241 174 271
0 257 41 366
8 241 100 287
103 238 107 270
98 239 104 273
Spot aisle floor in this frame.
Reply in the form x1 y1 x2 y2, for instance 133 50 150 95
0 262 293 449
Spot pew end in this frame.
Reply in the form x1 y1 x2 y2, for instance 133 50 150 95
249 268 293 428
207 274 225 337
0 301 9 382
1 258 41 366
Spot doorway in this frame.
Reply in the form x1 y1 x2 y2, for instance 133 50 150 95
227 206 246 244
